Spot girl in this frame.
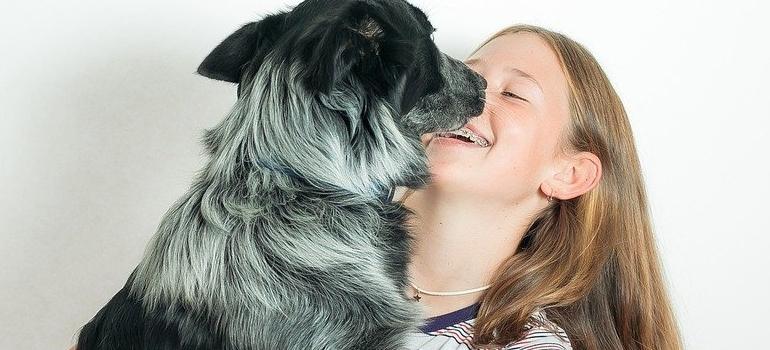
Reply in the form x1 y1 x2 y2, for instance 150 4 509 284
400 24 683 350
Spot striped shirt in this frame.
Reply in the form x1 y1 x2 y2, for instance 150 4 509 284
403 302 572 350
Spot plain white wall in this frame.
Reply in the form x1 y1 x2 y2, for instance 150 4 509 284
1 0 768 348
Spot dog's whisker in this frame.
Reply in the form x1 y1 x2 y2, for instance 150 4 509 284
479 96 509 120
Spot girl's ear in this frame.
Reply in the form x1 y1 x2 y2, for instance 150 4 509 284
543 151 602 201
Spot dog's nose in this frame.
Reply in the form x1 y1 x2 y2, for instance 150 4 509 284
479 75 488 90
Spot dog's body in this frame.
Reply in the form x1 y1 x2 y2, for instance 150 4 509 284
76 1 485 349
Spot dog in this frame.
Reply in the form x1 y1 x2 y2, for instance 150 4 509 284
75 0 485 349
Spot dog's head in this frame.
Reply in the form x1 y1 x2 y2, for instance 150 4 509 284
197 0 485 196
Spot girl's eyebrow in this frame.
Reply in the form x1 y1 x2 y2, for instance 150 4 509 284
464 57 543 93
505 67 543 93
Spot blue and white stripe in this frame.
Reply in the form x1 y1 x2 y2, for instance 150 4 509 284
402 307 572 350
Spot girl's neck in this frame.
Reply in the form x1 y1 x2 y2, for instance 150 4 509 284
399 185 537 318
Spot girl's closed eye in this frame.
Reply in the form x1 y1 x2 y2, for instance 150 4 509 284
501 90 529 102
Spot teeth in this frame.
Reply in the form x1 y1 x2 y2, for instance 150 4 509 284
436 127 490 147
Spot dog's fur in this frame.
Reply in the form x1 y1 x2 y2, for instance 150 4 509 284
76 0 485 349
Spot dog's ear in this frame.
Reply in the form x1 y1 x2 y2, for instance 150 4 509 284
196 12 287 84
299 2 416 96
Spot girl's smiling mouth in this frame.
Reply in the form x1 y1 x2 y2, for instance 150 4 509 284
432 127 491 147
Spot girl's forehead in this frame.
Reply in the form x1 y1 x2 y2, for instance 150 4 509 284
471 33 557 68
471 36 564 83
468 33 570 115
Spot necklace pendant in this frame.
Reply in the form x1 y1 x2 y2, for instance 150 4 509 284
413 292 421 302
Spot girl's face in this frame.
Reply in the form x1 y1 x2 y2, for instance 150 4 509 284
420 32 571 204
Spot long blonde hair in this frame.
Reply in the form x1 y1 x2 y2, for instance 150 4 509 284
402 25 683 350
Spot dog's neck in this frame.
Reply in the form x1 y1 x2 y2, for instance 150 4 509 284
249 157 396 203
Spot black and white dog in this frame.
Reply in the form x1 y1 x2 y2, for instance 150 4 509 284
76 0 485 349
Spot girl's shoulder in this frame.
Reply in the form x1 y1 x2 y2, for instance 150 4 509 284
501 309 572 350
408 303 572 350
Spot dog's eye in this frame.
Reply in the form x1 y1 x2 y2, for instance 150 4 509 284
501 90 529 103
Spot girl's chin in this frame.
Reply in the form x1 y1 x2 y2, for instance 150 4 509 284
425 147 483 167
425 160 476 186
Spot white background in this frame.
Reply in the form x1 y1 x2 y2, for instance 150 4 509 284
1 0 768 349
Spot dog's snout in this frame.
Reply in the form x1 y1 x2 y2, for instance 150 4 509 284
403 52 490 135
472 72 487 98
478 74 488 90
467 71 486 117
469 67 486 92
